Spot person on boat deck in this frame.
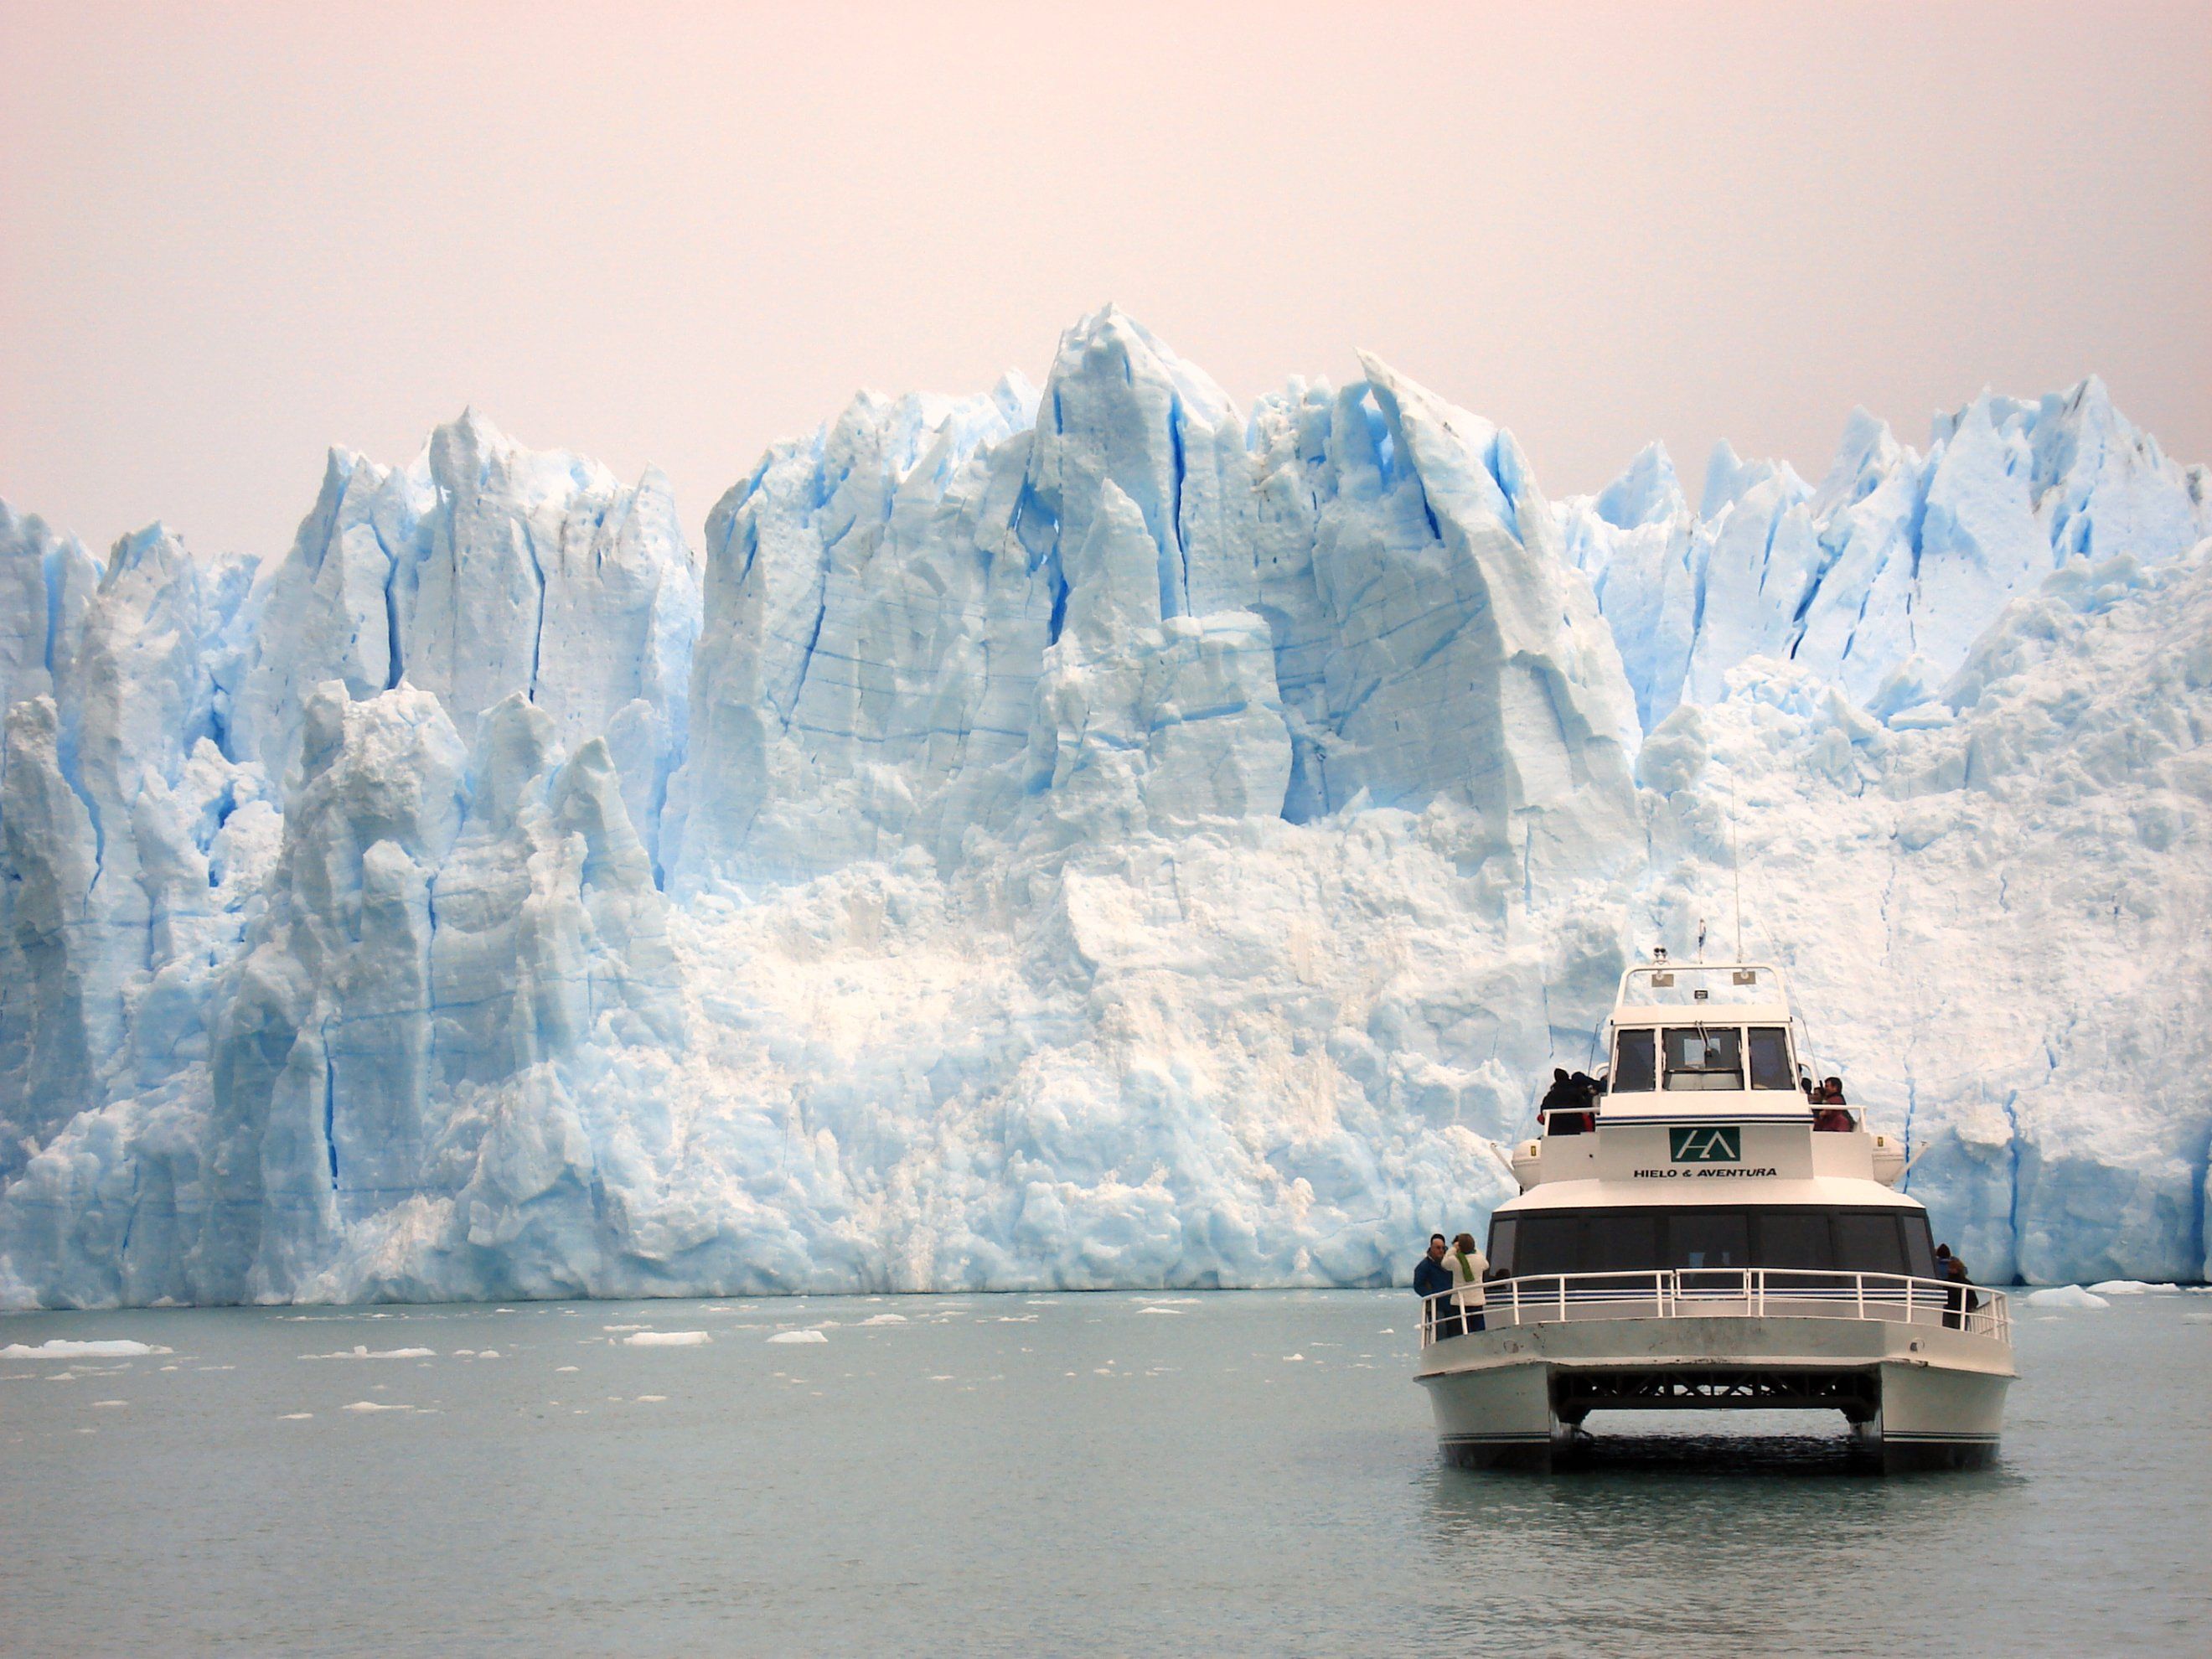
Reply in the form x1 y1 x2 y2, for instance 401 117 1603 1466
1415 1234 1460 1338
1541 1068 1600 1134
1811 1077 1856 1131
1449 1233 1489 1334
1934 1244 1971 1329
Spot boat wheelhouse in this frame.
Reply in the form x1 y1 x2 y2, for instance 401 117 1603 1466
1415 958 2013 1472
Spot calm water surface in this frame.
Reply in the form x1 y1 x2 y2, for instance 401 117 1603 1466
3 1289 2207 1655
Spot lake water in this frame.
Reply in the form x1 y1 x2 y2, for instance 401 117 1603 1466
3 1289 2208 1655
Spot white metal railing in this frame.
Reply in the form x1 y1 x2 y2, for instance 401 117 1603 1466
1418 1268 2011 1348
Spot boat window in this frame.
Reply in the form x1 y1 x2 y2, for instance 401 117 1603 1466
1584 1212 1662 1273
1612 1029 1656 1093
1747 1026 1795 1090
1900 1213 1936 1278
1662 1026 1743 1090
1486 1216 1518 1276
1753 1211 1832 1269
1670 1210 1749 1269
1492 1208 1946 1279
1512 1215 1584 1275
1833 1212 1908 1276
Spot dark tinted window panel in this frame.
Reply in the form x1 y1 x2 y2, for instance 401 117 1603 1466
1667 1211 1749 1269
1748 1026 1795 1090
1516 1216 1583 1275
1486 1217 1519 1276
1899 1213 1936 1278
1754 1212 1832 1269
1584 1212 1662 1273
1614 1029 1656 1093
1834 1212 1908 1275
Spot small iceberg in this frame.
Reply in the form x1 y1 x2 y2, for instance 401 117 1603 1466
767 1330 829 1345
2024 1285 2111 1309
622 1331 711 1347
1 1338 171 1358
2086 1280 2178 1295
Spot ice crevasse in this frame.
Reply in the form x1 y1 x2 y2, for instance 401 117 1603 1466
0 307 2208 1306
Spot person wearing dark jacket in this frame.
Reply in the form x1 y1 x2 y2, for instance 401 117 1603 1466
1934 1243 1971 1329
1541 1068 1595 1135
1414 1233 1460 1339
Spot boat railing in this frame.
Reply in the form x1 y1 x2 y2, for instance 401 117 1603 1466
1418 1268 2011 1347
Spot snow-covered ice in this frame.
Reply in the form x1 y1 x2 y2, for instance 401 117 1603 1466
0 309 2207 1307
766 1330 827 1346
0 1339 169 1357
623 1331 710 1346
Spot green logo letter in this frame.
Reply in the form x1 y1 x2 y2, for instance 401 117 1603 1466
1669 1126 1742 1164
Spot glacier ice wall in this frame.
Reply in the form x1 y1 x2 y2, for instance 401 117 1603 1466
1 311 2207 1306
1558 380 2212 727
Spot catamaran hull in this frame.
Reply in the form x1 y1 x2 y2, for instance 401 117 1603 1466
1418 1315 2013 1474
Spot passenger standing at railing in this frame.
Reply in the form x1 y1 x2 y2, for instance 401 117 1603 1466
1449 1233 1489 1334
1415 1234 1460 1339
1934 1244 1969 1329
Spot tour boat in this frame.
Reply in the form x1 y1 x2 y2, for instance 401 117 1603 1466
1416 956 2013 1472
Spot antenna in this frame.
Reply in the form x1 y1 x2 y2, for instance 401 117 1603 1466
1729 767 1744 960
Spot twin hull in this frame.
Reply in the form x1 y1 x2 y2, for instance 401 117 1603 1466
1416 1312 2013 1473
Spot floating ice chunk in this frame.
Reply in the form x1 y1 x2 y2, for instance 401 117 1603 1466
1138 1307 1184 1316
859 1314 907 1326
766 1330 827 1346
341 1400 410 1412
304 1345 436 1360
2023 1285 2111 1309
1 1340 171 1358
624 1331 711 1346
279 1412 313 1419
635 1394 667 1402
90 1399 126 1408
2086 1280 2176 1295
555 1366 578 1372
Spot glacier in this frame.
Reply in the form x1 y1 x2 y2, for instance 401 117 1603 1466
0 306 2207 1307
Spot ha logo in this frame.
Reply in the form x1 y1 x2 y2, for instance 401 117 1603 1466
1669 1126 1742 1164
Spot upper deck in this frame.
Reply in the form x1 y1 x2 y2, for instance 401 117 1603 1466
1595 959 1810 1121
1512 956 1909 1195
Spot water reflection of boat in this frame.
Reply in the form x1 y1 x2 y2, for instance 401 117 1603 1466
1416 957 2014 1473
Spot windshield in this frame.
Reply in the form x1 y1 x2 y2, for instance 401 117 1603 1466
1748 1026 1796 1090
1613 1029 1656 1093
1662 1026 1742 1090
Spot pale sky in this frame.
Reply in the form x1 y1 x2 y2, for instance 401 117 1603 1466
3 1 2207 564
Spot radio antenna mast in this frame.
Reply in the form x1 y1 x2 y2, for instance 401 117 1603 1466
1729 767 1744 960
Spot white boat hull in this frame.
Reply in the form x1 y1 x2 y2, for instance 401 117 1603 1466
1417 1312 2014 1473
